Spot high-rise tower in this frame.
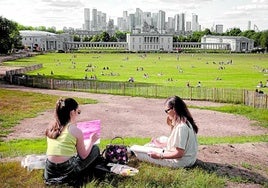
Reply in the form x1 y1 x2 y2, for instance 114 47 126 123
192 13 199 32
91 8 97 31
158 10 166 34
84 8 90 30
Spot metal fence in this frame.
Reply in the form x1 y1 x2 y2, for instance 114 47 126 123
7 75 268 109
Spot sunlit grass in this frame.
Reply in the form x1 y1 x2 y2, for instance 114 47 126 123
0 160 226 188
0 136 267 158
2 136 267 187
3 53 268 90
191 104 268 128
0 88 97 138
0 74 268 187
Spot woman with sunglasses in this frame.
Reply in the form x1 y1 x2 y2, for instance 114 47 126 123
132 95 198 168
44 98 100 186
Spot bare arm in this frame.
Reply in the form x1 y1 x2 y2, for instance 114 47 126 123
69 125 99 159
149 147 184 159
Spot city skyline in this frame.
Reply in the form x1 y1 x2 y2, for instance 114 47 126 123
0 0 267 32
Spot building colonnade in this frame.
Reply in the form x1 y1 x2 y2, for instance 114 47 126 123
173 42 230 50
64 41 230 51
65 42 128 50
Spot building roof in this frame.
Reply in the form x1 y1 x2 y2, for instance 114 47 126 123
128 33 173 37
203 35 251 40
19 30 57 37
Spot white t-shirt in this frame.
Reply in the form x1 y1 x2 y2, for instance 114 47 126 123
166 121 198 167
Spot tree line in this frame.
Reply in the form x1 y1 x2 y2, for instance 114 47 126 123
0 16 267 54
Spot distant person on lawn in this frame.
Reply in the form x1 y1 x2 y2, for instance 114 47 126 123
131 96 198 168
44 98 100 185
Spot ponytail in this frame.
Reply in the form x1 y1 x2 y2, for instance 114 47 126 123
45 98 78 139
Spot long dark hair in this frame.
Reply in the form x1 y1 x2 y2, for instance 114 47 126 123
45 98 78 139
165 96 198 134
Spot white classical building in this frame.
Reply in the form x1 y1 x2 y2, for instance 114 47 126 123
126 33 173 52
20 30 72 51
201 35 254 52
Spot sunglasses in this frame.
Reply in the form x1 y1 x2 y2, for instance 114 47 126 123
164 107 172 114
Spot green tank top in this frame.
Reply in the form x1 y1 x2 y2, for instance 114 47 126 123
46 124 77 156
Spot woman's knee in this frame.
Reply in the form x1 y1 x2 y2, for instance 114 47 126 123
91 145 100 156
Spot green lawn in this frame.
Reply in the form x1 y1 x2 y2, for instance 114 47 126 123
1 53 268 187
4 53 268 91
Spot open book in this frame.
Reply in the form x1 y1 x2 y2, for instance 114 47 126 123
130 145 164 154
77 120 101 144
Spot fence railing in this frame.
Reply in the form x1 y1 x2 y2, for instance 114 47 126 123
6 75 268 109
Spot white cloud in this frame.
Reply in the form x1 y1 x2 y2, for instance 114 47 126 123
42 0 84 8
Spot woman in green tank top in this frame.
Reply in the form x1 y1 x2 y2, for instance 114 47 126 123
44 98 101 186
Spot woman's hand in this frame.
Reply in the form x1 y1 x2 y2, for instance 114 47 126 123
166 116 172 126
89 132 99 144
148 148 185 160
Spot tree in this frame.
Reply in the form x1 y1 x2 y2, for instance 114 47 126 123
47 27 56 33
56 30 64 34
251 32 262 47
17 24 34 31
91 34 100 42
226 28 242 36
240 30 256 39
73 35 81 42
0 16 22 54
203 28 212 35
260 31 268 49
83 36 92 42
191 31 203 42
35 26 47 31
177 35 187 42
115 31 127 42
99 31 110 42
109 36 117 42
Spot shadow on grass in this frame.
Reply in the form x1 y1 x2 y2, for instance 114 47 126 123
193 159 268 185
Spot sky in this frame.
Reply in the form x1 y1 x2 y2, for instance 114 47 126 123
0 0 267 32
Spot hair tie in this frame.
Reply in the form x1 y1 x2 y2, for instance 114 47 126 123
60 100 65 107
58 99 65 108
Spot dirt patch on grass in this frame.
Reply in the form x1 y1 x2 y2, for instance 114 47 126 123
1 85 268 187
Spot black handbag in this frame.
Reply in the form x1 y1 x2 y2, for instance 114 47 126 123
103 137 128 164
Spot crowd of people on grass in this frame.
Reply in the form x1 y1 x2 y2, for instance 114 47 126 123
257 80 268 88
255 80 268 95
